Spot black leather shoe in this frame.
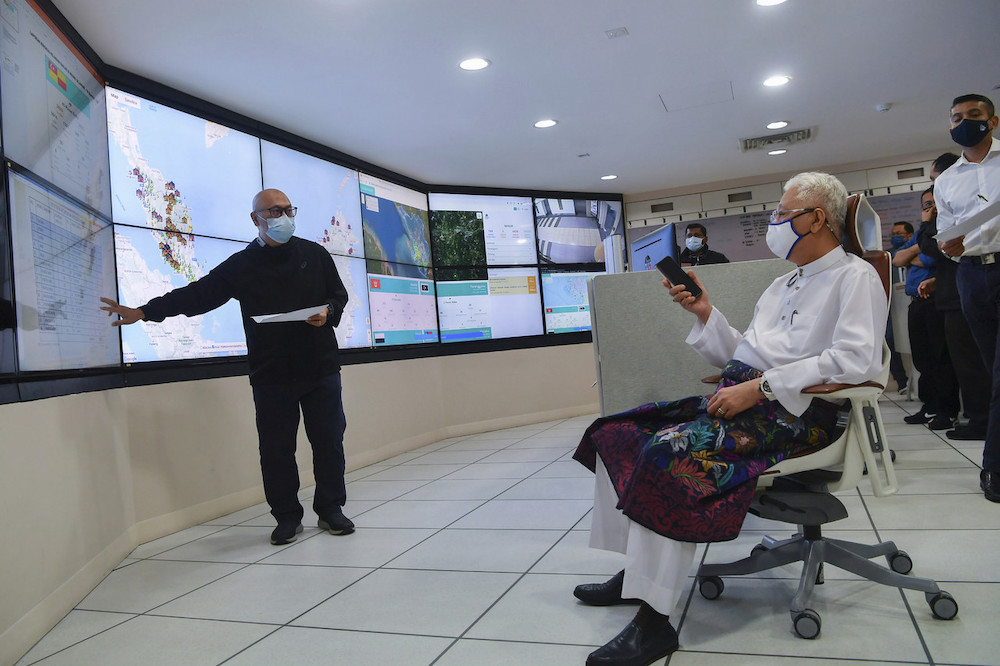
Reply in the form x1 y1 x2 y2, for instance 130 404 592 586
574 570 640 606
318 508 355 535
587 603 679 666
981 470 1000 503
270 522 303 545
903 409 935 425
947 425 987 441
928 414 956 431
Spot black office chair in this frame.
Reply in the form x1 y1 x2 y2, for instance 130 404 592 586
695 194 958 639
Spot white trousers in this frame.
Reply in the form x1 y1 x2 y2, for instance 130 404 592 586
590 458 697 616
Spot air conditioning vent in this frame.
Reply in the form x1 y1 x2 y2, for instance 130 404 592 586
740 127 814 152
650 202 674 213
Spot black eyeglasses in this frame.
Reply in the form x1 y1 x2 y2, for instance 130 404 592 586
255 205 297 219
769 207 817 224
921 202 936 211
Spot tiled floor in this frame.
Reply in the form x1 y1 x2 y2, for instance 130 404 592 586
15 396 1000 665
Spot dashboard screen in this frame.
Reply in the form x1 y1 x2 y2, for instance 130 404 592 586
429 193 537 266
534 198 622 265
367 261 438 346
437 267 542 343
540 269 604 334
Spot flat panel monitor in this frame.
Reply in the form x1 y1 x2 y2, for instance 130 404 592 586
437 266 543 343
329 253 372 349
0 175 16 376
629 223 677 272
8 168 119 371
535 198 622 265
260 141 364 259
114 224 247 363
106 86 263 242
366 261 437 346
359 173 431 273
0 0 111 215
428 193 537 266
541 269 605 334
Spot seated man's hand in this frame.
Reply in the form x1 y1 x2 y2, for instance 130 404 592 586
706 378 763 420
665 270 712 324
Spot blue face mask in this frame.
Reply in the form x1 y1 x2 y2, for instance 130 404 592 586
264 214 295 244
890 236 907 249
950 117 991 148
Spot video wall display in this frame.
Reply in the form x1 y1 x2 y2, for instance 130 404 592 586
8 168 119 372
113 224 248 363
0 0 111 216
0 180 16 376
367 263 438 346
360 173 432 274
541 269 605 334
106 86 263 242
534 198 622 265
429 193 537 267
437 267 543 343
329 253 373 349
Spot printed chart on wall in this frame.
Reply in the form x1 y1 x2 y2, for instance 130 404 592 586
113 225 248 363
8 169 119 371
0 0 111 214
105 86 263 241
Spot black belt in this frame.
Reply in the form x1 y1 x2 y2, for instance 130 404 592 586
961 252 1000 265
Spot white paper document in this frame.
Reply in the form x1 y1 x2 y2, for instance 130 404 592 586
251 304 328 324
934 199 1000 243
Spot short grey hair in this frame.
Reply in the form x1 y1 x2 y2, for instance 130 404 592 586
784 172 848 238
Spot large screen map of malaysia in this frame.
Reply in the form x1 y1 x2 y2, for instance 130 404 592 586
0 0 111 215
541 270 604 334
360 174 431 273
114 225 248 363
106 87 263 242
8 169 119 371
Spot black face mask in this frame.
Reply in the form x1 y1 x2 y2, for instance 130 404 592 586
951 117 992 147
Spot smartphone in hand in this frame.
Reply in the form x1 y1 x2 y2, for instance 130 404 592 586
655 256 703 298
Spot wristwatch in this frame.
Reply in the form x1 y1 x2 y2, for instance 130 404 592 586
760 377 776 401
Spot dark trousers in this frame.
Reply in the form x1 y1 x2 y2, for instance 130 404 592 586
252 373 347 524
958 261 1000 471
907 296 959 416
886 316 907 387
945 309 991 429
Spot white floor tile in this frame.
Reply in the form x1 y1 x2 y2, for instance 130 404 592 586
496 476 594 500
202 502 271 526
406 449 494 465
15 610 135 665
905 582 1000 665
397 477 520 500
362 464 467 481
531 460 595 478
386 528 564 572
878 529 1000 583
149 526 294 563
353 500 484 529
529 530 627 575
344 478 432 500
224 626 452 666
477 448 568 463
260 527 435 568
294 569 518 637
77 559 244 613
443 461 548 479
127 525 230 559
434 638 593 665
451 499 592 530
865 493 1000 530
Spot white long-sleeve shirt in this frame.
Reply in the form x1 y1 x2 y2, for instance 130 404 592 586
935 137 1000 256
685 246 887 416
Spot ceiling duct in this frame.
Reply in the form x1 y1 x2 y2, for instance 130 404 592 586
740 127 814 152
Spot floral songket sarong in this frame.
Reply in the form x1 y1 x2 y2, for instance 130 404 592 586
573 360 841 542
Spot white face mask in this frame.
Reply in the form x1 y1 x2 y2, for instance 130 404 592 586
263 214 295 244
765 218 808 260
685 236 704 252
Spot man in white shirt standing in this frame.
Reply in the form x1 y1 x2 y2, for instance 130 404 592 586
935 93 1000 503
573 172 885 665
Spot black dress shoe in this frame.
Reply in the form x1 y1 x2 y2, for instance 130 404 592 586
318 508 355 535
904 409 935 425
947 425 987 441
587 603 679 666
981 470 1000 503
574 570 640 606
928 414 956 431
270 522 303 545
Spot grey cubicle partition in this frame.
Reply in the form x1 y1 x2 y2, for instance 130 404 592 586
589 258 791 416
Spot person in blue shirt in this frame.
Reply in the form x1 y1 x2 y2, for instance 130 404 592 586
893 187 959 428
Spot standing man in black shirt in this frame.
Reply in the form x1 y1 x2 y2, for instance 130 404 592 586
678 223 729 266
101 188 355 545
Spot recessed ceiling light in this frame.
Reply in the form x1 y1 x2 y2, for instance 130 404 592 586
601 174 618 181
534 119 558 129
459 57 490 71
766 120 789 130
768 149 788 155
763 75 791 87
756 0 788 6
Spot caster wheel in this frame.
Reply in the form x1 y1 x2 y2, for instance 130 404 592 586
698 576 724 600
793 608 821 639
889 550 913 575
927 591 958 620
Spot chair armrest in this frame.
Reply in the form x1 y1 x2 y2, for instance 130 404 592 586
802 380 884 394
702 375 723 384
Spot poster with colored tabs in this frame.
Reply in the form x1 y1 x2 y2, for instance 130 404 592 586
360 173 431 275
437 267 543 343
0 0 110 215
260 141 364 259
330 254 372 349
428 193 538 266
367 261 438 346
8 169 119 371
114 224 248 363
106 86 263 242
534 198 622 265
541 269 604 334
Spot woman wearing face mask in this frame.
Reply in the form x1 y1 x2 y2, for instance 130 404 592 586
573 172 886 666
678 223 730 266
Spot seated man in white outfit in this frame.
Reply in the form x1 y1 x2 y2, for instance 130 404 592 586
572 172 886 666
